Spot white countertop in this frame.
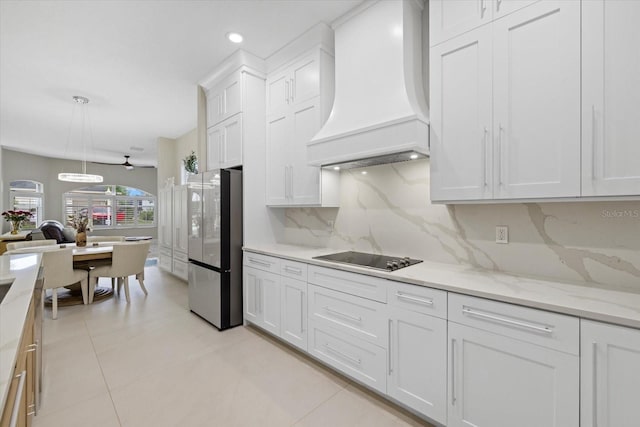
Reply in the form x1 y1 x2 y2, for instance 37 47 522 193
0 253 42 411
244 244 640 330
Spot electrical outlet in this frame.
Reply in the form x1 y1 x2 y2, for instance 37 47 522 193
496 226 509 244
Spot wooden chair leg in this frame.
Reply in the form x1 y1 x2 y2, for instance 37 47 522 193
52 288 58 320
117 277 123 295
111 277 115 290
137 274 148 296
81 278 89 305
123 276 131 303
89 276 97 304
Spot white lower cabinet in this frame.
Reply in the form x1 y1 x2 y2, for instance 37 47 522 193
280 277 307 351
580 320 640 427
308 321 387 394
243 266 281 336
387 282 448 425
447 293 579 427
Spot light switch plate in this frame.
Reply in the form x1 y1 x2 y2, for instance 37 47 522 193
496 226 509 244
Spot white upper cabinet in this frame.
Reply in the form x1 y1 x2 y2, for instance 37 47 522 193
581 320 640 427
430 0 582 202
207 114 243 170
265 49 339 207
493 0 580 199
206 71 242 128
430 25 493 201
582 0 640 196
430 0 539 46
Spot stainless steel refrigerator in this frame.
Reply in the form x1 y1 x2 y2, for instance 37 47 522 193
187 169 243 330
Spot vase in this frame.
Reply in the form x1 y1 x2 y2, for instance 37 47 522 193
76 231 87 247
10 220 21 235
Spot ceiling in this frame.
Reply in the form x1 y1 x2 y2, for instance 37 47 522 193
0 0 362 167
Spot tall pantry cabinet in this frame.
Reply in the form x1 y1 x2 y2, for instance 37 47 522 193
158 183 188 281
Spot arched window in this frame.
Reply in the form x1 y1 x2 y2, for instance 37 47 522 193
9 180 44 229
63 185 156 229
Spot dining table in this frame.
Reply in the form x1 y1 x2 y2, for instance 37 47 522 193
3 243 115 306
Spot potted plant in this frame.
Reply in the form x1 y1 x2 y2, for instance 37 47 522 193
69 210 91 247
183 151 198 175
2 210 33 234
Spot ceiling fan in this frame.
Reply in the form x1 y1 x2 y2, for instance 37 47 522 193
94 155 155 170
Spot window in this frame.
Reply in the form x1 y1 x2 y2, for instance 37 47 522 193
63 185 155 229
9 180 43 229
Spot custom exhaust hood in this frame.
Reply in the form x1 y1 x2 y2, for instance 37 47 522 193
308 0 429 169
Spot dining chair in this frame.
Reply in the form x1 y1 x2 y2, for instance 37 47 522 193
87 236 126 243
41 248 89 319
6 239 58 251
88 241 151 303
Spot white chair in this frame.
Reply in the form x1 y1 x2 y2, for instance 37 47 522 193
6 239 58 251
41 249 89 319
89 241 150 303
87 236 126 243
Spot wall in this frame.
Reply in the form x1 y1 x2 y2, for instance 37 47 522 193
283 159 640 291
1 148 158 238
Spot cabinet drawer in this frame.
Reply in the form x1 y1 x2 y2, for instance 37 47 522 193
308 321 386 393
308 265 387 303
243 252 280 274
449 293 579 355
308 284 387 347
388 282 447 319
280 259 307 281
173 250 188 263
172 259 188 281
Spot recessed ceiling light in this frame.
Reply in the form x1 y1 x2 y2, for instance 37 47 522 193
361 171 367 175
226 32 243 43
410 153 419 160
333 166 340 171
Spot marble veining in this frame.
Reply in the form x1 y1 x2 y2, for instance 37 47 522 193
282 159 640 291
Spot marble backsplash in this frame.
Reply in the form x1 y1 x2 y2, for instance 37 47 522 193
282 159 640 291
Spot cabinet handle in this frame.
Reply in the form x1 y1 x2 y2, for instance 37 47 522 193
323 305 362 323
257 279 262 314
395 292 433 306
592 341 598 427
498 124 504 186
285 80 290 104
592 105 597 180
451 339 456 406
10 370 26 427
289 165 294 199
284 166 289 199
222 129 227 163
388 319 393 375
222 91 227 115
324 343 361 365
300 291 305 334
481 0 487 17
25 342 37 353
483 127 489 187
496 0 502 12
290 78 295 102
462 307 554 334
284 266 302 275
248 257 271 268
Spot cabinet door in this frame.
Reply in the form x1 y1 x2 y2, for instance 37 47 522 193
290 98 322 205
280 277 307 352
430 0 492 46
493 0 580 199
266 71 290 116
448 322 579 427
207 72 242 127
159 188 173 248
581 320 640 427
582 0 640 196
206 90 223 129
430 25 493 201
290 53 320 106
172 185 188 255
259 269 281 336
266 112 290 205
493 0 539 19
221 114 242 168
388 307 447 425
206 124 224 171
243 266 260 325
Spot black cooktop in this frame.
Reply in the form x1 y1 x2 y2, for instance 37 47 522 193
313 251 422 272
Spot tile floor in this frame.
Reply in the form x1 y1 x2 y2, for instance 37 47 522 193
33 266 434 427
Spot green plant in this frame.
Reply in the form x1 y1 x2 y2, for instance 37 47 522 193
183 151 198 174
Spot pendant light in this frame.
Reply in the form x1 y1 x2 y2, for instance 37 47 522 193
58 95 103 183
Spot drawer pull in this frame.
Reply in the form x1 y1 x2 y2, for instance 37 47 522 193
395 292 433 306
462 307 553 334
248 258 271 268
10 370 26 427
324 343 361 365
451 339 456 406
323 306 362 323
284 266 302 275
592 341 598 426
